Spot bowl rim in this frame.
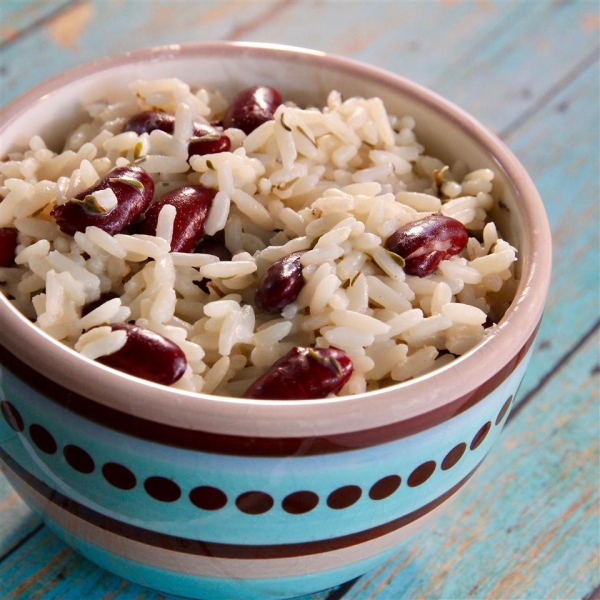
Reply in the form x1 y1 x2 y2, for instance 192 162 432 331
0 41 552 441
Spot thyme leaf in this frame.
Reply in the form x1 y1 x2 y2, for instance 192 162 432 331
349 270 362 287
384 248 406 267
307 348 343 375
109 177 144 189
296 125 317 147
280 113 292 132
73 194 108 214
207 281 225 297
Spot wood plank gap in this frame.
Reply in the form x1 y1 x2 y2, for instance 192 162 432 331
0 0 80 51
224 0 299 41
323 577 359 600
431 2 534 90
508 317 600 425
0 522 44 564
583 583 600 600
499 45 600 140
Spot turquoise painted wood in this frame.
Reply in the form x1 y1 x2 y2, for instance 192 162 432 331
432 1 600 134
506 58 600 401
0 1 599 599
0 464 40 557
0 0 71 43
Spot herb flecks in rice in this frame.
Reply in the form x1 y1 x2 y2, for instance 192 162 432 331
0 80 518 397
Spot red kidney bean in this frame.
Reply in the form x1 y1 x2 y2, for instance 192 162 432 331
137 185 215 252
96 323 187 385
81 292 119 317
51 165 154 236
255 251 305 313
123 110 176 136
188 123 231 157
223 86 283 135
243 346 353 400
384 213 468 277
0 228 18 267
194 234 232 262
192 235 233 292
123 111 230 158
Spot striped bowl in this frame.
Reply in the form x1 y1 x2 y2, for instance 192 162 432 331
0 43 551 599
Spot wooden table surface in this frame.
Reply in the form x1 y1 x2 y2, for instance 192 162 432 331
0 1 598 599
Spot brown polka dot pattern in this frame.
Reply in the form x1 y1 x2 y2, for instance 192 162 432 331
327 485 362 509
144 476 181 503
189 486 228 511
496 395 513 425
470 422 492 451
1 401 23 432
441 443 467 471
282 491 319 514
236 491 274 515
369 475 401 500
63 444 95 474
2 399 509 514
102 462 136 490
29 424 57 455
407 461 436 487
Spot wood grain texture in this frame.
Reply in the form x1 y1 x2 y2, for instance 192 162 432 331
0 0 71 46
507 57 600 404
0 0 288 106
432 1 600 133
0 0 598 598
0 2 532 107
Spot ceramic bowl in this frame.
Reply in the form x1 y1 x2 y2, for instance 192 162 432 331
0 42 551 600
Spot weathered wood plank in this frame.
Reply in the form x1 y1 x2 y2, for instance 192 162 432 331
432 0 600 134
0 0 72 46
504 56 600 402
222 0 531 86
344 331 599 600
0 0 289 107
0 463 41 558
1 2 596 137
0 527 139 600
0 1 529 108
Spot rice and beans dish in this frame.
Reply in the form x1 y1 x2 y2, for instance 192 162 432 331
0 80 518 399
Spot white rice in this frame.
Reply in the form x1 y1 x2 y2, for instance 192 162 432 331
0 79 519 396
